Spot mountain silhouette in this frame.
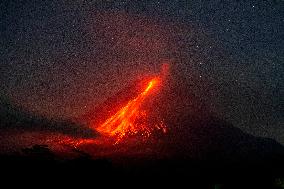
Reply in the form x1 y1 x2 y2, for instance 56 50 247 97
0 95 96 138
80 74 284 163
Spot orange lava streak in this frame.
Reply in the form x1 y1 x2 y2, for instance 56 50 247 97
96 77 166 143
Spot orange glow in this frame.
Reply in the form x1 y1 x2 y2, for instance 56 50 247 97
96 77 166 143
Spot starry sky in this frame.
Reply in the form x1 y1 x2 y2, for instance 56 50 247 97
1 1 283 144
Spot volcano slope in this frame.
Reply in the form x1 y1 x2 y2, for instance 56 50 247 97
0 78 283 187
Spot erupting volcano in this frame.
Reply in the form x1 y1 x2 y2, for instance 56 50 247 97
39 65 170 149
95 77 167 144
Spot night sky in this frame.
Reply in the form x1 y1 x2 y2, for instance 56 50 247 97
1 1 283 144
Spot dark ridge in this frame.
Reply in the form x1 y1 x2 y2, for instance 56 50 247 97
0 96 96 138
0 144 283 189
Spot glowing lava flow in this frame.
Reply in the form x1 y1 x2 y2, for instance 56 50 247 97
96 77 167 143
